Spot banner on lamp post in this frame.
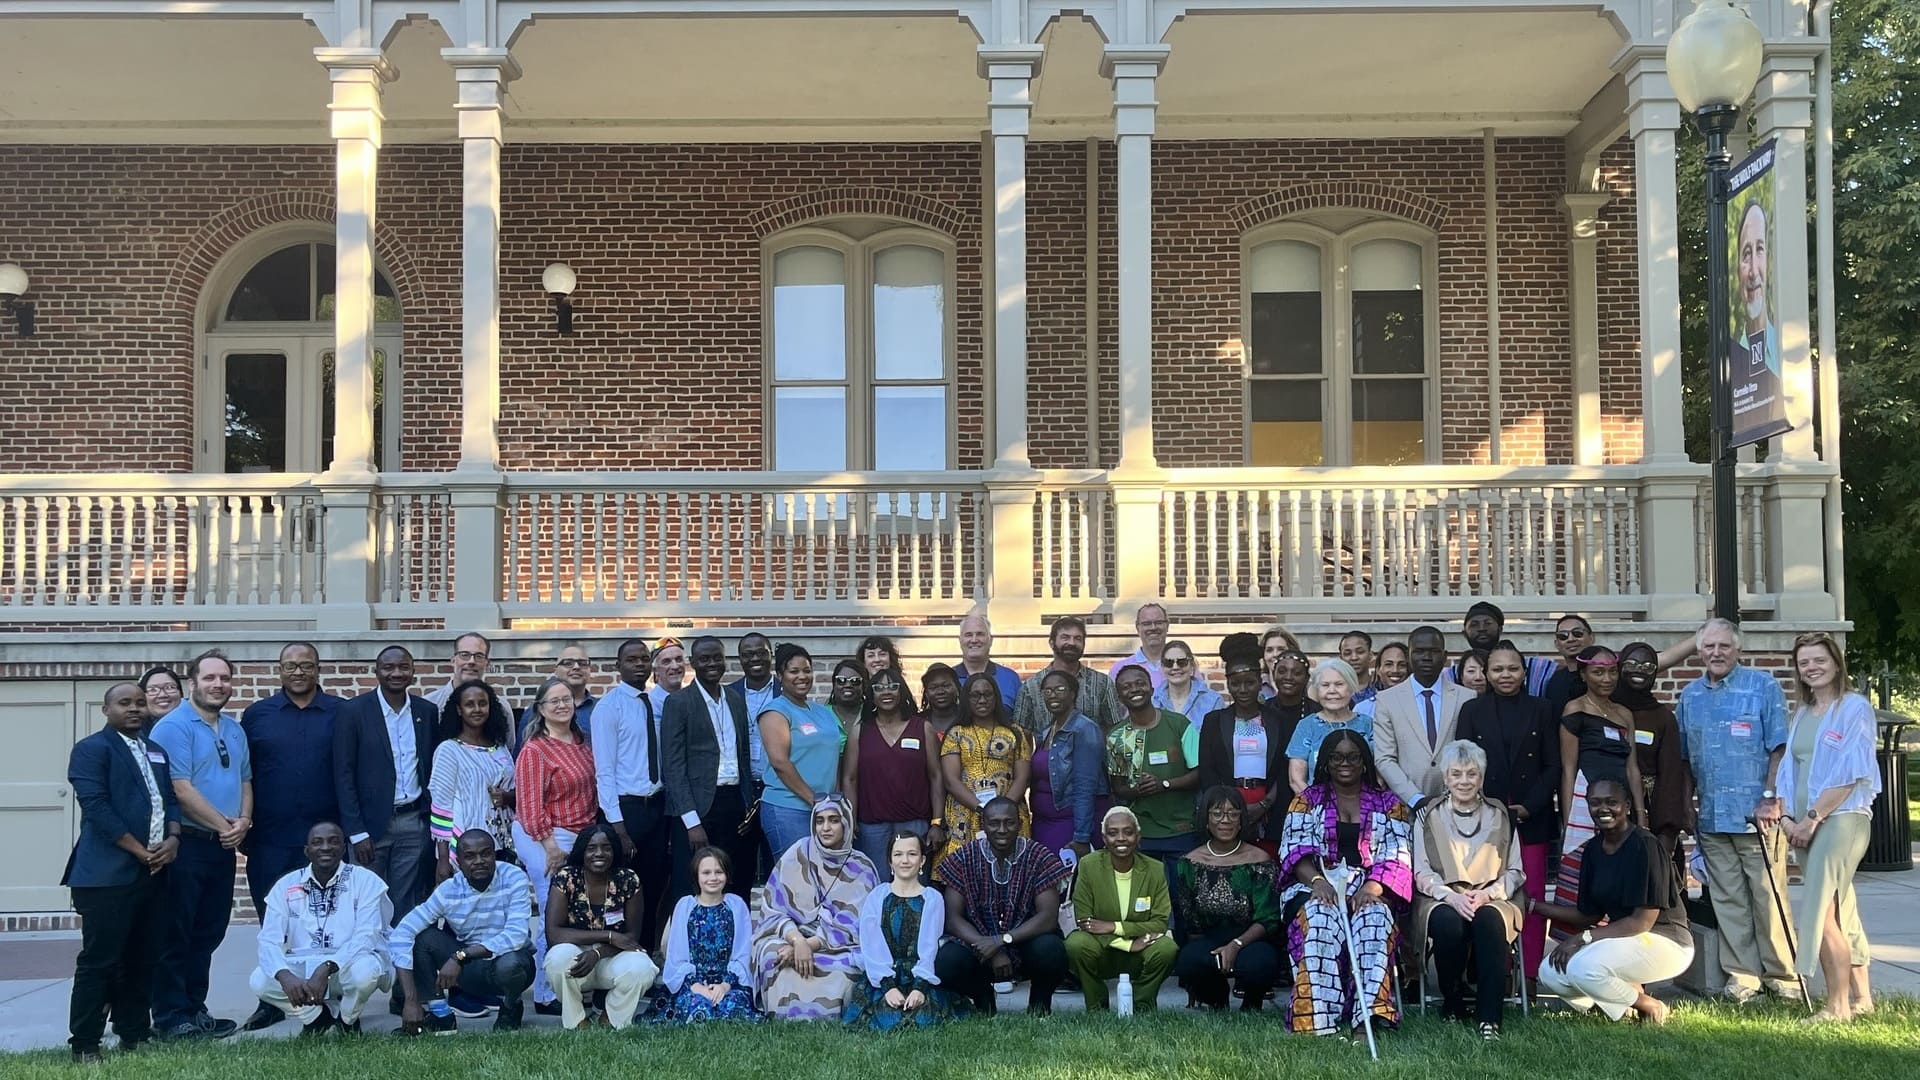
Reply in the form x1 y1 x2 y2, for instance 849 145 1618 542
1726 138 1792 449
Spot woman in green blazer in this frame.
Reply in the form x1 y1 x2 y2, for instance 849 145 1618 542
1064 806 1177 1010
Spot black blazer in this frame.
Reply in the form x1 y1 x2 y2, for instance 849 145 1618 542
1196 702 1301 836
332 689 439 843
64 727 181 888
662 683 754 824
1454 691 1560 844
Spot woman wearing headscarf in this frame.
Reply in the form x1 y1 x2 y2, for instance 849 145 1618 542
1277 729 1413 1039
751 794 878 1021
1196 633 1300 854
1611 641 1694 866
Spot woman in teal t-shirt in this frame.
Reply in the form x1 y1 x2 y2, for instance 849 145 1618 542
760 643 848 857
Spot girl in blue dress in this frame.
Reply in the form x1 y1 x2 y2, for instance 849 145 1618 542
660 848 760 1023
843 831 963 1030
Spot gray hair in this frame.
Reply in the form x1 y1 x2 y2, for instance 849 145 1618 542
1310 658 1361 701
1437 739 1487 777
1696 617 1741 652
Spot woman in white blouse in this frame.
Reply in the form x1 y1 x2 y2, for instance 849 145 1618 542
1411 740 1525 1040
429 681 517 878
1777 632 1881 1023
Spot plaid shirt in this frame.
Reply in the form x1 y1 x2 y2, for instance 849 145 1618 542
389 861 534 969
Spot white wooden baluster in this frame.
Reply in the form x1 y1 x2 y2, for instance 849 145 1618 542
1625 490 1643 593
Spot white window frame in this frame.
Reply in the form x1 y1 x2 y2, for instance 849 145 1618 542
195 224 402 473
1241 218 1441 466
761 220 958 472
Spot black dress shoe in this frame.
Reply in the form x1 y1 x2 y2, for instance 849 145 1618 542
156 1021 204 1042
301 1010 338 1037
194 1014 239 1040
242 1003 287 1032
532 999 562 1016
492 1012 522 1032
339 1018 363 1035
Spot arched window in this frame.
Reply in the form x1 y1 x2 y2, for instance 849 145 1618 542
1242 220 1439 466
764 223 955 471
200 236 402 473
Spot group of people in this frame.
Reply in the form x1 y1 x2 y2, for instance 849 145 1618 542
61 604 1882 1061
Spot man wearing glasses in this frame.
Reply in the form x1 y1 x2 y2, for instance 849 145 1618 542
1109 602 1172 690
237 642 346 1032
148 649 252 1041
517 645 600 745
426 632 495 711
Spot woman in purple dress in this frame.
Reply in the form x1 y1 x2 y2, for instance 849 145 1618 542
1028 669 1105 862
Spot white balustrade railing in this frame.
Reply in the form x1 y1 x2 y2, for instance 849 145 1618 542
376 476 452 606
501 472 985 617
0 475 323 616
1033 472 1111 603
1159 468 1646 614
1695 472 1774 613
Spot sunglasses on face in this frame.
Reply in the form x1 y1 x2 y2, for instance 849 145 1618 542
1621 661 1657 675
1554 630 1589 641
1165 657 1194 669
556 658 591 669
832 675 865 687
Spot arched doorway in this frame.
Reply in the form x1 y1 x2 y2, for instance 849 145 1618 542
199 233 403 472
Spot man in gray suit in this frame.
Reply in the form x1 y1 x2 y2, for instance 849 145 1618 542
1372 625 1473 811
661 635 757 905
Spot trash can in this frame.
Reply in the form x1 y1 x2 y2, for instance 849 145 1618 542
1862 713 1912 873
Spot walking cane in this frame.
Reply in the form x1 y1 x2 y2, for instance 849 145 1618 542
1747 816 1815 1012
1324 864 1380 1060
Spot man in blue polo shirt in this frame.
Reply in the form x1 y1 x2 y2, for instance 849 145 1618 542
954 613 1022 707
148 648 253 1040
1674 617 1797 1003
237 641 346 1031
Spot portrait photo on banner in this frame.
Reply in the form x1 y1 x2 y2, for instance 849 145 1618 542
1726 138 1789 448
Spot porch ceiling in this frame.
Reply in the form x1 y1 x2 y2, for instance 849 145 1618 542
0 9 1622 143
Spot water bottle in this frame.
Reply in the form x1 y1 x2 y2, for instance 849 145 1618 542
1116 973 1134 1017
425 993 456 1034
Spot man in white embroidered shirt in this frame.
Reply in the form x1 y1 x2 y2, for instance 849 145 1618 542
390 829 536 1033
249 822 392 1034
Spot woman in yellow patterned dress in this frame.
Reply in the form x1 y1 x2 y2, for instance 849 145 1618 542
933 674 1032 873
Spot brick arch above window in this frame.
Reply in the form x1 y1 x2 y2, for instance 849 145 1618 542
1230 182 1448 234
746 186 969 239
161 190 423 319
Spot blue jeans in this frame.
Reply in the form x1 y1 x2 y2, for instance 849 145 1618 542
761 803 813 859
855 819 930 873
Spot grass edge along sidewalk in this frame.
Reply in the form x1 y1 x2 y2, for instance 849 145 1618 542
6 1001 1916 1079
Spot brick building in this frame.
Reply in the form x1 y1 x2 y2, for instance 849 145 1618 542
0 0 1843 918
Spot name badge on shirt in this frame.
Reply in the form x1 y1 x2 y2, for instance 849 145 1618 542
1602 727 1623 741
901 737 921 750
146 751 168 764
1822 729 1846 747
1235 736 1262 756
1634 730 1655 746
1729 721 1753 738
284 886 305 902
603 911 624 927
799 722 819 736
1133 897 1151 913
1147 750 1170 766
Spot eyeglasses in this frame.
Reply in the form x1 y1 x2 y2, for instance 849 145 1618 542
280 662 318 674
871 683 903 695
1620 661 1657 675
454 650 488 663
1207 807 1243 821
541 697 575 710
216 739 230 768
1325 753 1366 766
832 675 865 687
1554 630 1589 641
556 658 591 669
1165 657 1194 669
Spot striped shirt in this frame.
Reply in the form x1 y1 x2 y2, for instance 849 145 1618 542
428 740 515 853
389 861 534 969
513 734 596 841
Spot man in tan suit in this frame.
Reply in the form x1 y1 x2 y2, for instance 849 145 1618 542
1372 625 1473 810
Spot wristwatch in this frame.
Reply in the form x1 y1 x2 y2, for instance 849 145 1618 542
1761 788 1778 800
1001 932 1014 947
453 949 469 964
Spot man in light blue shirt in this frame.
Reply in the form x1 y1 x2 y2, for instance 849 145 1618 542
954 613 1023 706
1674 617 1797 1002
390 830 535 1032
148 649 252 1040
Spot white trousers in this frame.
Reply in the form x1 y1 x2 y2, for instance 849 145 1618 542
1539 932 1693 1021
249 954 390 1025
542 945 659 1029
511 822 577 1004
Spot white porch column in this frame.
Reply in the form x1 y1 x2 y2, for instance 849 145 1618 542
979 46 1043 628
441 48 519 631
1563 193 1610 466
313 48 393 632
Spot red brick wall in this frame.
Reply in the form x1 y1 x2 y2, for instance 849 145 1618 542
0 138 1635 474
1596 138 1646 464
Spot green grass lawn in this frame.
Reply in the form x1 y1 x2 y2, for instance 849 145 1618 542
7 1001 1916 1080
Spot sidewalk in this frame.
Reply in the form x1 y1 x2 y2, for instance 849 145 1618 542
5 860 1916 1053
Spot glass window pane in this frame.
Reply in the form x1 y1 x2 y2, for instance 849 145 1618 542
773 386 847 471
1352 378 1426 465
1248 241 1322 376
224 245 312 322
320 348 390 471
873 246 945 381
872 386 946 471
317 244 403 322
223 353 288 472
773 247 846 381
1351 239 1425 375
1248 380 1323 466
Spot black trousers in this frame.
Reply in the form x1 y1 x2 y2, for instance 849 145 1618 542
245 841 309 921
411 926 535 1022
152 834 235 1029
618 794 673 949
1175 925 1282 1008
933 934 1068 1015
1427 904 1511 1024
668 785 754 913
69 873 169 1052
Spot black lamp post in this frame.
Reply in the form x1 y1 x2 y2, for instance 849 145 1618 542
1668 1 1764 623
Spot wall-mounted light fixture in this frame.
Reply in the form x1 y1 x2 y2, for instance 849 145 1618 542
0 263 34 337
542 262 576 335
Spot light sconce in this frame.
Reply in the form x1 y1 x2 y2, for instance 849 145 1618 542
0 263 34 337
542 262 576 335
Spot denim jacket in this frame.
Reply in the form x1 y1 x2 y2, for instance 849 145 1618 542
1040 712 1106 845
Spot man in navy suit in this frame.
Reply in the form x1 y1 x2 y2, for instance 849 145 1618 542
662 636 758 905
332 646 439 956
64 683 181 1063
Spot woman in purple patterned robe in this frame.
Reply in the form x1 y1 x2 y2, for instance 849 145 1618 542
751 794 878 1020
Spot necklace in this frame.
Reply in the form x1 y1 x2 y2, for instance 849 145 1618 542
1448 804 1487 839
1205 839 1243 858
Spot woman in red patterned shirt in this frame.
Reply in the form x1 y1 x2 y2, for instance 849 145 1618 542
512 678 598 1012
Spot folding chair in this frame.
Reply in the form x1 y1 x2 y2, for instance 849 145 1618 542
1413 922 1529 1018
